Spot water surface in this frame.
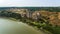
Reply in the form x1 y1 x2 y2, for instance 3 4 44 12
0 18 46 34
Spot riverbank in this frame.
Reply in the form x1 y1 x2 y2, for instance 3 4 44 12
0 17 48 34
0 17 52 34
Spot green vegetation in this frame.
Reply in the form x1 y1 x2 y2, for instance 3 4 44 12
0 10 60 34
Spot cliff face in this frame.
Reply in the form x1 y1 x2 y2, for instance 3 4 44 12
32 10 60 26
6 8 29 18
5 8 60 26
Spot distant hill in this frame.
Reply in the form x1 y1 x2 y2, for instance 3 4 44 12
0 7 60 12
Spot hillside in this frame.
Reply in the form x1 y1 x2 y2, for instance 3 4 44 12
0 7 60 34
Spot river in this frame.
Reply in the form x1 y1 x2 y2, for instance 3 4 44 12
0 17 46 34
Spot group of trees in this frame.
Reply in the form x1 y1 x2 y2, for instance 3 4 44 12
0 10 22 19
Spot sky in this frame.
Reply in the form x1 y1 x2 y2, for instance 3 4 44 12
0 0 60 7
